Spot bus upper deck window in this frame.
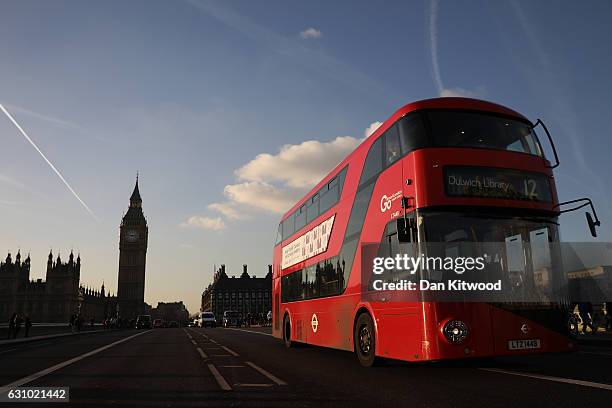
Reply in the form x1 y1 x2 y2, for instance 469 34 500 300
275 223 282 245
399 113 427 155
295 204 307 230
385 125 401 166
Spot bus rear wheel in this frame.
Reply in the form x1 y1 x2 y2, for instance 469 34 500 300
354 312 377 367
283 315 292 348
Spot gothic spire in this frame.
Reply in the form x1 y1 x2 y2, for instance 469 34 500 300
130 173 142 207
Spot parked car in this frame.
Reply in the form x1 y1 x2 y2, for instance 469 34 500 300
222 311 243 327
136 315 152 329
168 321 179 328
201 312 216 328
153 319 163 328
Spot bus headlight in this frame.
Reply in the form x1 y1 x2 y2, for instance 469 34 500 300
442 320 469 344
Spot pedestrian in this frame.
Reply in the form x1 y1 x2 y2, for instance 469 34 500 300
578 302 596 334
24 314 32 337
13 314 23 338
7 312 16 339
605 302 612 331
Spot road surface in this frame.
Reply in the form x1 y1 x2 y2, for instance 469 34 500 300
0 327 611 407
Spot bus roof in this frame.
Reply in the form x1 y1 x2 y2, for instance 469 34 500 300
280 97 529 221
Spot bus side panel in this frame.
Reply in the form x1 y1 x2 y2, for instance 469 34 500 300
305 295 357 351
374 305 422 361
272 276 281 338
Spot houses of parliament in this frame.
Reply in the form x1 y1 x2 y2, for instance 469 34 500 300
0 177 148 322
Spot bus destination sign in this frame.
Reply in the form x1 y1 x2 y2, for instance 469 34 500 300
444 166 552 202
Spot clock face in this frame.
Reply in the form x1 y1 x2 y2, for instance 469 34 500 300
126 230 138 242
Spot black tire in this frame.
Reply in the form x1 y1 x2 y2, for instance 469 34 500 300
283 315 293 348
354 312 377 367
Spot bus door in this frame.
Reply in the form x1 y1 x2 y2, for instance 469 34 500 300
488 226 564 353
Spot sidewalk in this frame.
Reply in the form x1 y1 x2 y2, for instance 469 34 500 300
576 332 612 347
0 328 107 347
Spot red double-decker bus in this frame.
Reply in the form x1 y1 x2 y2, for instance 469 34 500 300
271 97 600 366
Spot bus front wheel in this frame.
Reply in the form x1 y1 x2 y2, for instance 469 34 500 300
354 312 377 367
283 315 292 348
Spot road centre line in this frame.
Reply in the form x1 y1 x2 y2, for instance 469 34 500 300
191 339 197 345
221 345 239 356
245 361 287 386
224 327 273 337
208 363 232 391
479 368 612 391
3 330 151 388
196 347 208 359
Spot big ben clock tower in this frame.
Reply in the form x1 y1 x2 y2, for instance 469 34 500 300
117 175 148 319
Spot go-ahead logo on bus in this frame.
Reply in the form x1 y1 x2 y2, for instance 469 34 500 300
281 215 335 269
380 190 402 213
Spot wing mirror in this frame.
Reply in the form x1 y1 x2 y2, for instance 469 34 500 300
586 212 600 238
397 217 416 243
555 198 601 238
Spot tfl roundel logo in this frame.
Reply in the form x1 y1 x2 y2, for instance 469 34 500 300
380 195 392 212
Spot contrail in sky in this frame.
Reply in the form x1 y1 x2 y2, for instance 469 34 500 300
429 0 444 95
0 103 98 221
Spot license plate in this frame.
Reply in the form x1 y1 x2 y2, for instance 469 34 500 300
508 339 541 350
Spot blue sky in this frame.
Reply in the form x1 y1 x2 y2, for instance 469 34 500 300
1 0 610 313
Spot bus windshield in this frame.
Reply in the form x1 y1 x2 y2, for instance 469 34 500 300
424 111 543 156
417 210 567 303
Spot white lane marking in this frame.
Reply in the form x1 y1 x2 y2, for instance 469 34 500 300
235 383 273 387
224 328 273 337
221 345 239 356
245 361 287 386
190 340 197 345
210 339 218 344
2 331 150 387
208 363 231 391
0 348 19 355
479 368 612 391
196 347 208 359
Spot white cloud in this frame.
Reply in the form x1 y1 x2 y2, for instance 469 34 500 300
223 181 299 214
207 202 245 220
439 86 485 98
180 216 226 231
202 122 374 220
236 136 361 189
300 27 322 40
364 121 383 137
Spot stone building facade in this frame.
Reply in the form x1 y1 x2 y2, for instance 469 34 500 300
201 264 272 321
0 250 115 323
